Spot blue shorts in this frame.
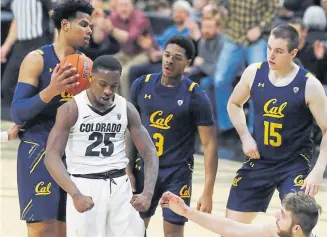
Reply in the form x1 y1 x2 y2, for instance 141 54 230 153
227 154 311 212
17 139 66 222
134 158 193 225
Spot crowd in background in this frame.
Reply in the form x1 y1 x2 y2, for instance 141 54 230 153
1 0 327 147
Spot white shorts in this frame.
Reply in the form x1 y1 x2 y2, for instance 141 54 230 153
67 174 145 237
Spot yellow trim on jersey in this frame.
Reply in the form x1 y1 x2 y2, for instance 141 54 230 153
305 72 312 78
30 150 46 174
35 49 44 55
145 74 151 82
23 140 39 155
21 199 33 219
189 82 198 92
257 62 263 69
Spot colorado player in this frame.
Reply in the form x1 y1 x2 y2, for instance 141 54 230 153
226 24 327 224
45 55 159 237
130 35 218 236
9 1 94 236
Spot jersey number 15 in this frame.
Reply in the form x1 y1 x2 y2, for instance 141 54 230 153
264 121 282 147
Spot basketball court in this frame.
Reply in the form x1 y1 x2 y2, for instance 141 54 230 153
1 120 326 237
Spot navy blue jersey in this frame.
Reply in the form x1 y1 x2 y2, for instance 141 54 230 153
251 62 314 164
20 44 76 142
131 73 214 168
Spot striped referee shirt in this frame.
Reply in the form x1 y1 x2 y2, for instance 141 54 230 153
11 0 52 41
220 0 278 46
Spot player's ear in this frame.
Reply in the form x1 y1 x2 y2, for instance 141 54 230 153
187 59 192 67
61 19 70 32
290 49 298 58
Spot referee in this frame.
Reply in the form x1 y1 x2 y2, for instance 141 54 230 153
1 0 54 104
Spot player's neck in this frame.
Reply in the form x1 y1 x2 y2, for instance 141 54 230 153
161 75 183 87
53 38 77 61
86 90 114 112
272 62 296 79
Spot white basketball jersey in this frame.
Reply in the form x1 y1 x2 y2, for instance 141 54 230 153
65 91 129 174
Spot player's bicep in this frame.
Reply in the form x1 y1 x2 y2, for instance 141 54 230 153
46 100 78 156
233 223 274 237
127 102 156 157
18 51 44 87
229 63 257 107
306 76 327 133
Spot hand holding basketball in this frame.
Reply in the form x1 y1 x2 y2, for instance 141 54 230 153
60 54 93 95
48 62 79 96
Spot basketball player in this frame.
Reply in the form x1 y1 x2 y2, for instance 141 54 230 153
130 35 218 236
226 24 327 224
9 1 94 236
160 191 320 237
45 55 159 237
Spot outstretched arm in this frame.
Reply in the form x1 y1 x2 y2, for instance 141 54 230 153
160 192 274 237
127 102 159 197
302 75 327 196
45 100 79 197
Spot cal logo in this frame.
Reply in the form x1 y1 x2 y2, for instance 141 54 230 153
263 98 287 119
294 175 306 187
35 181 52 196
293 87 299 94
232 176 242 187
179 185 191 198
149 110 173 130
60 91 73 102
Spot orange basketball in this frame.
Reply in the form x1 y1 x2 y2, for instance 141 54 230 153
60 54 93 95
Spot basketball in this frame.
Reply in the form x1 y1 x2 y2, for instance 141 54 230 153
60 54 93 95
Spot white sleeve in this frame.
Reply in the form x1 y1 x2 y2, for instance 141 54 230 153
0 131 9 142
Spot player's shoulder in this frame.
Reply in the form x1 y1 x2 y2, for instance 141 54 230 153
242 62 265 88
182 76 202 93
304 72 326 101
132 73 160 88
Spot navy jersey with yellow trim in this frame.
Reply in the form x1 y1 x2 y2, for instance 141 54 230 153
251 61 314 164
131 73 214 168
20 44 76 142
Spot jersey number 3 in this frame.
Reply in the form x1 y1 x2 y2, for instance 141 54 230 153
264 121 282 147
85 132 116 157
153 133 164 157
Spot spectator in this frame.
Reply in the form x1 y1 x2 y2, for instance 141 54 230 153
303 5 327 31
185 12 224 84
92 0 152 98
1 0 54 104
213 0 278 133
128 0 201 89
289 18 326 80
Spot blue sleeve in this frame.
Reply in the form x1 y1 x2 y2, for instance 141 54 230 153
10 82 48 126
190 86 215 126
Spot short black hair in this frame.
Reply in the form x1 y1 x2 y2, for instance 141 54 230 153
165 35 196 60
271 24 300 52
92 55 123 74
52 0 94 30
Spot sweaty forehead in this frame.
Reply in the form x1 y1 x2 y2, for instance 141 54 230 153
165 43 186 57
93 70 121 84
